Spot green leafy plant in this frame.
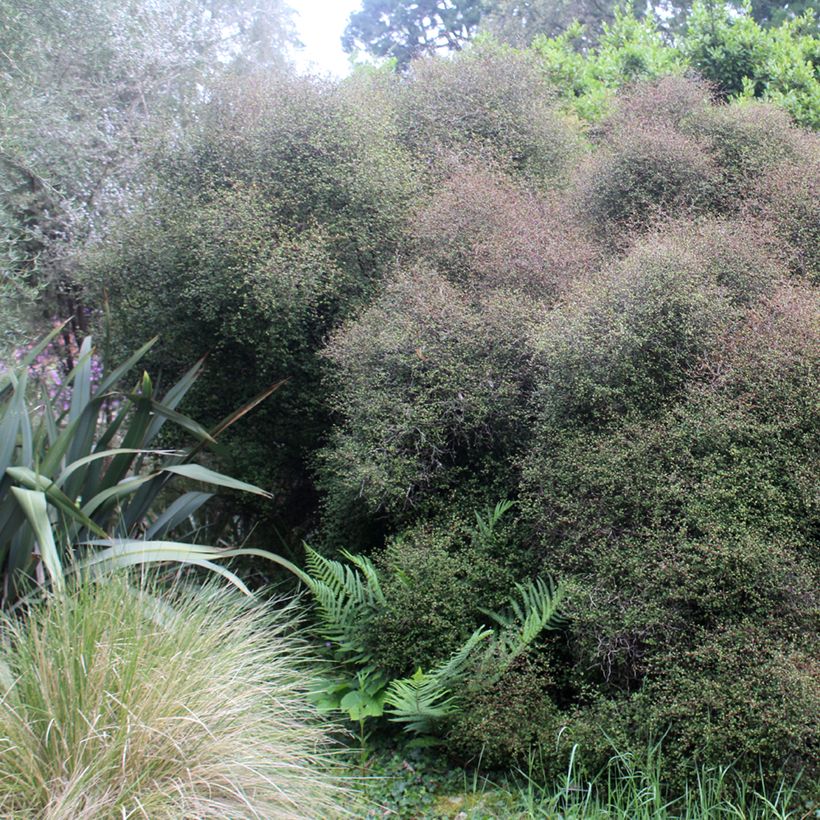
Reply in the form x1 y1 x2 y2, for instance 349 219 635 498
303 546 390 759
303 536 566 748
478 577 567 685
384 627 493 736
473 498 516 547
304 546 385 663
0 328 301 602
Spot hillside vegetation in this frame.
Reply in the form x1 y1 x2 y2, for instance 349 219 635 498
1 0 819 813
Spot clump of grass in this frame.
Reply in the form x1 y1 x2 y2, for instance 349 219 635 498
516 743 809 819
0 575 350 819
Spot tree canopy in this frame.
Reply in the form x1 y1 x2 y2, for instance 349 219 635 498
342 0 488 66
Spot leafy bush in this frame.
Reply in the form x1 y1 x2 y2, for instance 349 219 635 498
445 654 563 770
366 513 533 676
521 281 818 781
532 12 686 121
410 163 600 300
93 69 419 523
302 532 565 744
746 155 820 281
636 626 819 787
685 1 820 128
319 267 539 534
0 575 348 818
529 4 820 129
396 41 583 185
571 119 719 248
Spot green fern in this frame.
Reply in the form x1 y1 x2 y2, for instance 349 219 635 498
303 546 385 663
473 499 516 547
481 577 566 684
385 627 492 735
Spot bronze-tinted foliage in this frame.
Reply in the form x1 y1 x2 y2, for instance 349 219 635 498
396 43 583 185
528 217 778 428
411 163 600 300
319 266 540 528
599 74 714 133
571 121 720 249
570 76 818 250
745 155 820 282
521 279 818 780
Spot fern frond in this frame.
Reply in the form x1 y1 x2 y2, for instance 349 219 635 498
384 670 458 735
385 627 492 735
474 498 516 546
484 577 566 684
303 546 384 663
432 625 493 687
341 549 386 605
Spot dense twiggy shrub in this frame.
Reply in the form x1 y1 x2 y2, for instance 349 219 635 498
0 576 348 818
410 163 600 300
445 654 563 770
571 121 719 248
396 43 583 186
528 223 759 429
161 71 417 272
319 267 539 533
93 71 419 521
601 74 713 133
682 100 812 204
637 626 819 787
522 282 819 773
575 76 818 249
746 157 820 281
361 509 536 676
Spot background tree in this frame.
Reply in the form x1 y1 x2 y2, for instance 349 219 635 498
342 0 488 66
0 0 296 353
484 0 650 45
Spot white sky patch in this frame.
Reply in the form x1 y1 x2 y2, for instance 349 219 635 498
288 0 363 78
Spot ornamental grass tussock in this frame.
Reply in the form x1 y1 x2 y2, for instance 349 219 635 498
0 575 351 819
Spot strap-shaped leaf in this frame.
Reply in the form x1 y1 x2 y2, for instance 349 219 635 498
74 539 308 593
162 464 272 497
55 448 177 488
96 336 158 394
6 466 108 539
80 474 158 518
144 491 213 539
10 488 64 592
0 371 24 478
